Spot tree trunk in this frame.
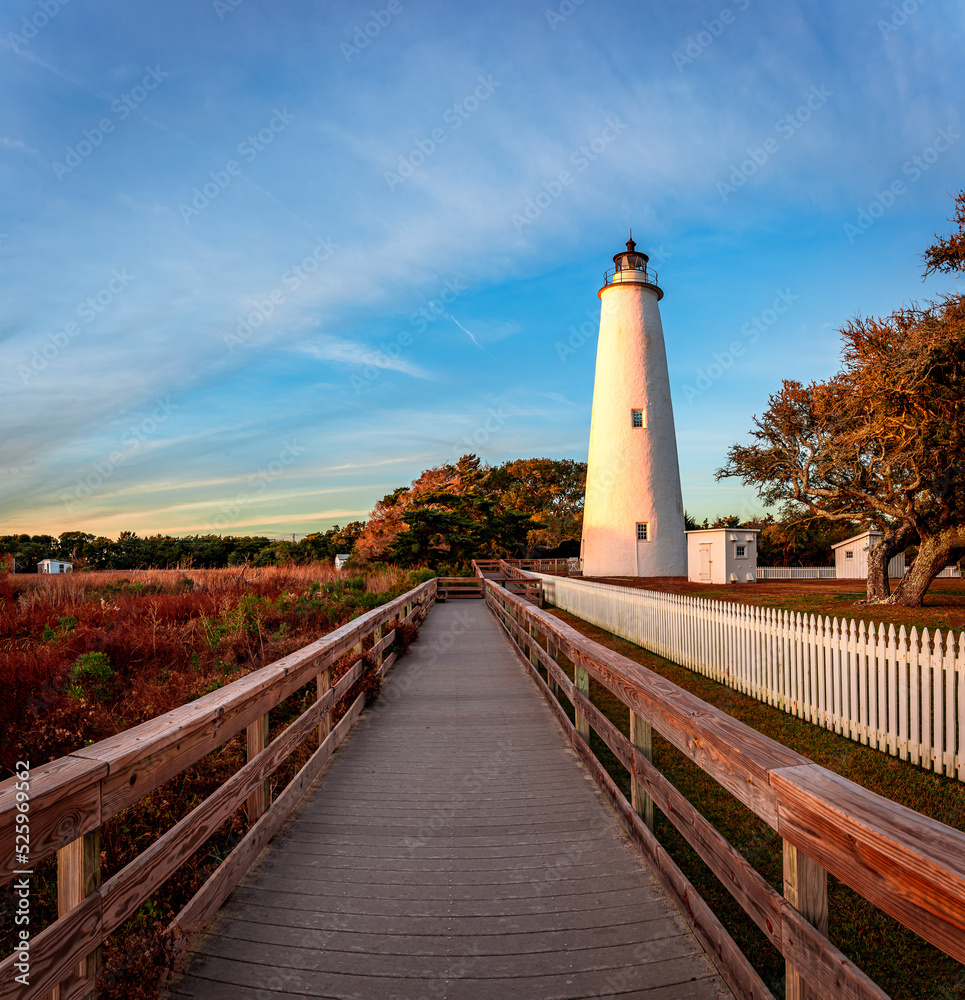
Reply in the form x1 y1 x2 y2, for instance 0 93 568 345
863 524 916 602
881 528 965 606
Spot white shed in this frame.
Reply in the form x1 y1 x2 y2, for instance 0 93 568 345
334 553 351 571
832 531 905 579
37 559 73 574
686 528 759 584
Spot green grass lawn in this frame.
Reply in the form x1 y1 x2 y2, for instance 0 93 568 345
542 607 965 1000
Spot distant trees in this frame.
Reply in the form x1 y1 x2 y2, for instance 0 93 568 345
718 192 965 606
0 524 365 572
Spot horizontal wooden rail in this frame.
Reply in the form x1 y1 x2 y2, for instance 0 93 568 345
436 577 484 600
485 580 965 1000
0 580 435 1000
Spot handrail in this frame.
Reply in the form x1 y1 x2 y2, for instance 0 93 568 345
484 579 965 1000
602 264 659 288
0 580 436 1000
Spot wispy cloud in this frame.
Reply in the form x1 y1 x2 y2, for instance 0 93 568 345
296 335 430 378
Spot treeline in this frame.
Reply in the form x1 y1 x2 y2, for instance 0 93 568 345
0 524 364 572
2 456 587 573
687 513 858 566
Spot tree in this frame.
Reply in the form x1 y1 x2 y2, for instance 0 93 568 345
719 196 965 606
485 458 585 548
354 454 552 567
923 189 965 276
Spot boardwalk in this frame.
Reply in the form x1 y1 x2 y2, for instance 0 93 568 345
168 600 731 1000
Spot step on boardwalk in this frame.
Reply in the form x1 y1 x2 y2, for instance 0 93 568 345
167 601 731 1000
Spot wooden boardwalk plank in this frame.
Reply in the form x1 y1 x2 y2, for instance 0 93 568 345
168 601 732 1000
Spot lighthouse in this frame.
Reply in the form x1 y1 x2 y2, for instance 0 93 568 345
580 237 687 577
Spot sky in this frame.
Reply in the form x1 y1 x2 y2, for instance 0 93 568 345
2 0 963 539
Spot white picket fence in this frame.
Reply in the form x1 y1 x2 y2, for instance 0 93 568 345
531 573 964 780
758 567 836 579
756 564 960 580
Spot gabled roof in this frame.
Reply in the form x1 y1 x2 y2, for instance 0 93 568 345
831 529 880 550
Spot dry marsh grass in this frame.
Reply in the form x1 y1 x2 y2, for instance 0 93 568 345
0 562 428 998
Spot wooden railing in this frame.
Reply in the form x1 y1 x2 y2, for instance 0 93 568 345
484 579 965 1000
502 557 573 575
0 580 435 1000
497 561 543 606
436 577 484 600
469 560 542 605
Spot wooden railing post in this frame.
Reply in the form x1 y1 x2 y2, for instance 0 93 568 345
547 638 559 699
54 828 101 999
783 841 828 1000
630 712 654 831
246 713 269 823
317 666 332 747
374 623 384 676
574 664 590 741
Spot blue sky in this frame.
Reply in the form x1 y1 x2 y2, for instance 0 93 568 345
2 0 963 538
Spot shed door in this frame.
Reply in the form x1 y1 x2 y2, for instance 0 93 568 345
699 544 712 582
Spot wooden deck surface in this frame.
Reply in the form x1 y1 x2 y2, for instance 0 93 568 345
167 600 732 1000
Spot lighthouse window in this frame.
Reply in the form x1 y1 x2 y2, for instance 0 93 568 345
631 408 645 428
735 545 746 558
636 522 649 541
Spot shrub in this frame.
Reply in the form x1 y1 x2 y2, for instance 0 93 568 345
68 652 114 701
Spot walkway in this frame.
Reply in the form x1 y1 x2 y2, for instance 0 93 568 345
168 601 731 999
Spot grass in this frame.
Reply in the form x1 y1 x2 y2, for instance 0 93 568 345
579 575 965 635
0 563 431 999
542 606 965 1000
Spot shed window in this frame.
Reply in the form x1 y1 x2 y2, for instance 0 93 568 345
636 522 649 541
735 545 746 558
845 550 853 559
631 409 645 428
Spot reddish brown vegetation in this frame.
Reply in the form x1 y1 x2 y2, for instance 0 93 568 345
0 564 425 998
580 576 965 632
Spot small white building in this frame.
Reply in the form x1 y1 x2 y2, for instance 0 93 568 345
832 531 905 579
686 528 759 584
38 559 73 574
334 553 351 571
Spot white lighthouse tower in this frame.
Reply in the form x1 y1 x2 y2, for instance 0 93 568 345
581 236 687 577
